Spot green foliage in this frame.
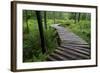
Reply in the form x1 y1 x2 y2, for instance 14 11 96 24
60 19 91 44
23 30 42 62
23 10 91 62
23 27 58 62
44 28 58 54
46 19 54 25
23 16 58 62
56 19 75 26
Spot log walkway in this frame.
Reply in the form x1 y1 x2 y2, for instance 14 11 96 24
47 24 90 61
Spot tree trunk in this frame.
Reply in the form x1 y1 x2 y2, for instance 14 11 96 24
44 11 47 29
53 12 56 24
36 11 46 54
26 11 29 33
74 13 77 23
78 13 80 22
78 13 82 32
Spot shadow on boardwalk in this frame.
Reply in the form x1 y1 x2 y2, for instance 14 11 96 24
47 24 90 61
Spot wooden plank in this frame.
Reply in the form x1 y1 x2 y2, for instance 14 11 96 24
61 43 89 48
47 55 57 61
61 44 90 52
50 52 70 60
60 45 90 56
55 49 79 60
57 47 90 59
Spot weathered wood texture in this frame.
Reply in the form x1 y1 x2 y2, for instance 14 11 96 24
47 24 90 61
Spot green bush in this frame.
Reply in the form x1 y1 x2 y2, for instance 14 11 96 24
23 19 58 62
56 19 74 27
44 27 58 54
67 20 91 44
23 30 42 62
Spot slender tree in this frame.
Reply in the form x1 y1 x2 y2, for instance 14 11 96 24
78 13 81 22
44 11 47 29
53 12 56 24
74 13 77 23
25 10 30 33
77 13 83 32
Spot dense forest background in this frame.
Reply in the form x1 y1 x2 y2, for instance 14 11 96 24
23 10 91 62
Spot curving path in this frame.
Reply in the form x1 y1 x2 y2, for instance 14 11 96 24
47 24 90 61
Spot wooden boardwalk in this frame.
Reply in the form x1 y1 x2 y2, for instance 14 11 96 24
47 24 90 61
